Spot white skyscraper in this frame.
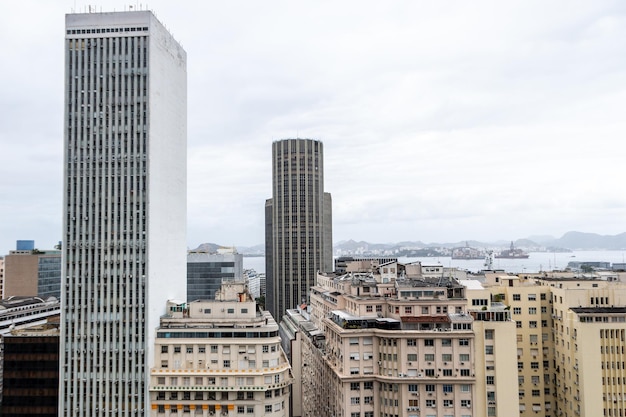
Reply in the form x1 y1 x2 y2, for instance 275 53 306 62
60 11 187 416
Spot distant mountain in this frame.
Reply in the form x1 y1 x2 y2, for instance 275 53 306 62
190 242 221 253
190 242 264 256
196 231 626 257
549 231 626 250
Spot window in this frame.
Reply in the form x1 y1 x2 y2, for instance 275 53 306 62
405 306 413 314
532 389 540 397
265 405 272 413
366 305 373 312
442 339 452 346
443 369 452 376
224 360 231 368
460 369 470 376
424 353 435 361
351 397 360 405
426 399 436 407
408 384 418 392
157 377 165 384
262 345 269 353
227 308 234 314
442 354 452 361
461 399 471 407
425 384 435 392
442 384 453 393
350 382 360 391
211 345 218 353
529 321 537 328
541 306 547 313
425 369 435 377
186 346 193 354
198 346 205 353
513 294 521 301
364 396 373 404
486 375 494 385
424 339 434 346
485 345 494 355
529 307 537 314
174 346 181 353
528 294 536 301
485 330 494 339
513 307 522 314
241 308 248 313
531 362 539 369
444 399 453 407
407 339 417 346
407 354 418 361
540 293 546 300
161 346 168 353
459 339 469 346
459 354 469 362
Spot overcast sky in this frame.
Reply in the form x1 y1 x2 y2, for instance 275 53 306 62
1 1 625 254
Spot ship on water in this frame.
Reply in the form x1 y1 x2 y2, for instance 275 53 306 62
451 242 484 259
495 241 530 259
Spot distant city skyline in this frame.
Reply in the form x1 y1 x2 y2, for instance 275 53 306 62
1 1 625 255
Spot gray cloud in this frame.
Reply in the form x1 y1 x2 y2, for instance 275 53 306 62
1 1 625 253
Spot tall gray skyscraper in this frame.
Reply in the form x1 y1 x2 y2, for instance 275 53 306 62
60 11 186 416
265 139 332 322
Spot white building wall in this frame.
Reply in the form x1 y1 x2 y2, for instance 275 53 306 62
61 11 186 417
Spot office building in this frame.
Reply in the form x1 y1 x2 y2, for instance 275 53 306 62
60 11 187 415
187 249 243 301
3 241 61 299
149 281 292 416
1 320 60 417
265 138 332 323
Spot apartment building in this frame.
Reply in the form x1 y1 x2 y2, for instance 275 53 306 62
302 263 485 417
149 281 292 417
470 271 626 417
538 276 626 417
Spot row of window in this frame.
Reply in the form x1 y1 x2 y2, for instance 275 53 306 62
381 338 470 347
156 375 282 386
161 344 276 354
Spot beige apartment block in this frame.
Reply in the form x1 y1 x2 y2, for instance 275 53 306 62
538 277 626 417
303 264 481 417
149 281 292 417
473 271 626 417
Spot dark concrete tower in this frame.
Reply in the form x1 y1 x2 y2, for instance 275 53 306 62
266 139 332 322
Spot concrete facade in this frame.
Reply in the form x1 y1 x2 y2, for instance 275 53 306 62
3 246 61 299
265 139 333 323
60 11 187 416
149 281 292 417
